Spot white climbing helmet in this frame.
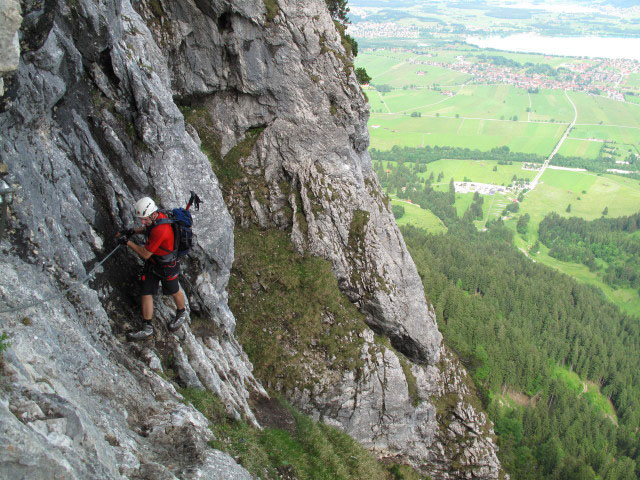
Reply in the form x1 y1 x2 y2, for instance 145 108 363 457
135 197 158 218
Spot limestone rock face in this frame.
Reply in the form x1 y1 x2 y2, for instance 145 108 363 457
0 0 21 95
0 0 259 476
0 0 502 478
147 0 442 365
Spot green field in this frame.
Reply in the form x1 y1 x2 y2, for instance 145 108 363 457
556 137 603 159
372 63 471 88
391 198 447 234
528 89 575 123
568 91 640 127
623 73 640 90
416 159 537 186
361 48 640 318
358 52 414 78
368 87 448 114
568 124 640 154
625 94 640 105
359 51 472 88
522 170 640 225
423 84 530 119
368 112 565 154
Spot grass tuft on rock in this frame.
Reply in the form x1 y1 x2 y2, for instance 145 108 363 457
181 106 265 190
263 0 279 22
180 388 411 480
230 226 367 392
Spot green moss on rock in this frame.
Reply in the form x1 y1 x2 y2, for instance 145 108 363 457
230 227 367 392
180 388 409 480
263 0 279 22
348 209 370 252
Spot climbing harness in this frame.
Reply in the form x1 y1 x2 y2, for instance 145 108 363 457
0 244 123 314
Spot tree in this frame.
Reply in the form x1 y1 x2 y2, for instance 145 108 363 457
517 213 530 235
355 67 371 85
566 204 572 213
391 204 405 220
602 206 609 216
529 240 541 254
325 0 349 24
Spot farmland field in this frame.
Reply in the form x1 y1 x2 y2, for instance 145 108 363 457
568 91 640 127
556 138 603 159
522 170 640 225
368 112 566 153
422 85 530 119
527 89 575 123
368 88 449 114
399 158 538 186
369 62 472 88
568 125 640 154
623 73 640 90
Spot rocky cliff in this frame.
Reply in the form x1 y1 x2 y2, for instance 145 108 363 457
0 0 504 478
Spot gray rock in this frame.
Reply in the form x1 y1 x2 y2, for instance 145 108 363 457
0 0 502 478
0 0 21 95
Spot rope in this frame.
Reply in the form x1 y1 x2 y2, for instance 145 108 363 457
0 244 123 315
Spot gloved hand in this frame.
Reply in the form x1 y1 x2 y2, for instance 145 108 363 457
118 236 129 246
119 228 135 237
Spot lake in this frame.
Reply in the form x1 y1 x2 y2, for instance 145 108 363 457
466 33 640 61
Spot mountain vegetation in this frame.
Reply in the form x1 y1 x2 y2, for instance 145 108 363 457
180 388 426 480
538 212 640 290
370 145 640 177
402 221 639 480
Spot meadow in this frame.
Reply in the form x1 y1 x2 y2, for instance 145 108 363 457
551 365 617 420
568 91 640 127
358 51 640 158
527 89 575 123
568 124 640 155
556 137 603 159
623 72 640 90
383 158 640 316
390 197 447 234
370 63 472 89
368 111 566 154
625 94 640 105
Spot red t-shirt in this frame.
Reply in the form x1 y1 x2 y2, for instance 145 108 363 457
145 212 174 256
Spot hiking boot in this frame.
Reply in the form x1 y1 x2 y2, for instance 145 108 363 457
168 309 188 331
127 323 154 341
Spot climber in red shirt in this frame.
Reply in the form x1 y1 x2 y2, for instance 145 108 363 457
116 197 188 340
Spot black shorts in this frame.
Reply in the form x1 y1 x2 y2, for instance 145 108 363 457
140 260 181 296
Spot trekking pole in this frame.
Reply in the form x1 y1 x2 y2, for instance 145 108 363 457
186 191 201 212
0 244 123 314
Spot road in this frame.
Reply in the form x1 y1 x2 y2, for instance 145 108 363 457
529 90 577 190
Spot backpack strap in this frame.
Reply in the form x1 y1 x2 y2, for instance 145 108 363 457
149 213 179 263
